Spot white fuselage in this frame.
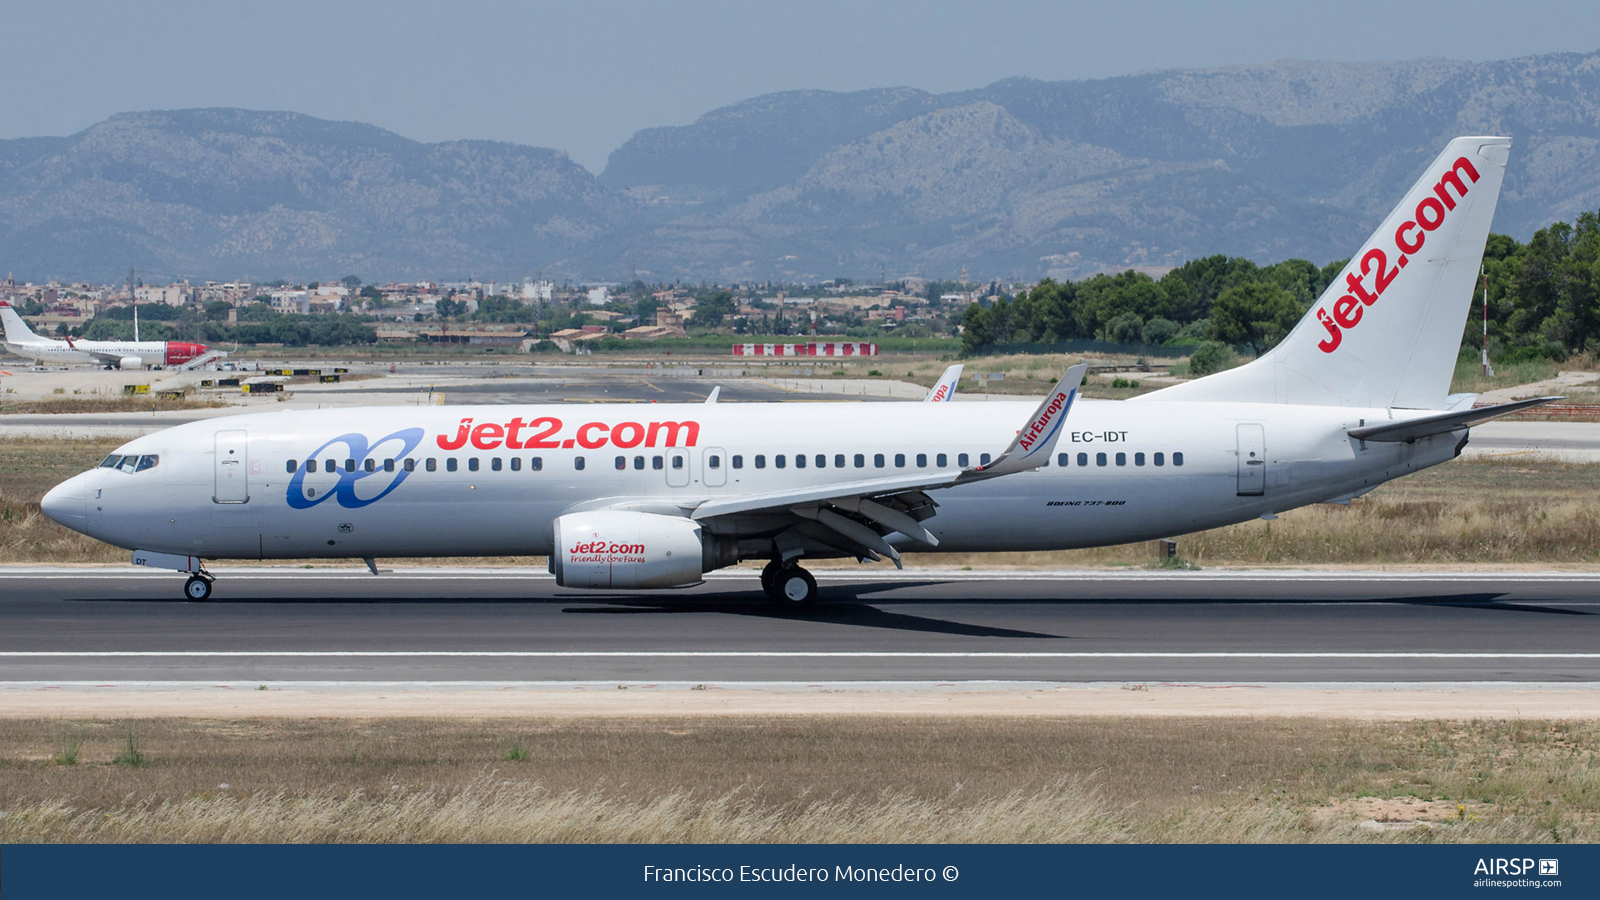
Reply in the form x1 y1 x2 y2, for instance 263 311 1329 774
4 338 167 367
42 399 1464 561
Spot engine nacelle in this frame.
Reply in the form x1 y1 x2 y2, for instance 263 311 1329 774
118 356 144 370
552 510 720 589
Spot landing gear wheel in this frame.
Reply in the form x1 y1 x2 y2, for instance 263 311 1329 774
760 560 783 596
768 566 817 606
184 575 214 601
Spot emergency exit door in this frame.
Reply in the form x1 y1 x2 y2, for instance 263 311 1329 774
1236 424 1265 496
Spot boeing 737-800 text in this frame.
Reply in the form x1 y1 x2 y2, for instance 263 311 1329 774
41 137 1551 603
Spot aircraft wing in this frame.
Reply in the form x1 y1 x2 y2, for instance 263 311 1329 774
1347 396 1560 443
83 349 128 365
688 365 1088 566
924 364 963 401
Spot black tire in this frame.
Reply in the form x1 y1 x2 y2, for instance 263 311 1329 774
760 560 783 596
184 575 213 601
771 566 817 606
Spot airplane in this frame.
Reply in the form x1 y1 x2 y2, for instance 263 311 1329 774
0 302 220 369
41 136 1553 604
925 364 962 401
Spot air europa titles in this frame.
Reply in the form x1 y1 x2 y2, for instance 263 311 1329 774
1017 389 1073 453
1316 155 1481 353
436 416 701 452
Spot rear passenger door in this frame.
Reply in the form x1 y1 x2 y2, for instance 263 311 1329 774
665 448 691 487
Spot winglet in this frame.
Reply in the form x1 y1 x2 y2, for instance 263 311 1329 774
960 363 1087 480
924 364 963 402
705 386 721 404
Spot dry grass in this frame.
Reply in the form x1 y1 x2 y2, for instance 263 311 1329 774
0 716 1592 843
0 396 229 414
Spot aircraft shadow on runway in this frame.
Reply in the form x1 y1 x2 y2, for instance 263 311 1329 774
561 589 1065 639
1401 594 1594 616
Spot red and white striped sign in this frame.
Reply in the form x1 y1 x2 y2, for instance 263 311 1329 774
732 342 878 357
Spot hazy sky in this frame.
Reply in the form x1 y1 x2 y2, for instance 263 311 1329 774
4 1 1598 173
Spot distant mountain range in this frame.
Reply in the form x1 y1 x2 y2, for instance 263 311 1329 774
5 49 1600 284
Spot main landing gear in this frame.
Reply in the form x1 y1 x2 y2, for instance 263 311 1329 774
184 573 215 601
760 560 818 606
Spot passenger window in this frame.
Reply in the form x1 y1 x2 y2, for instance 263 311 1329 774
916 453 927 468
854 453 865 468
1154 452 1165 467
1115 452 1126 466
100 455 121 468
575 456 586 470
385 459 395 472
755 455 766 469
709 455 721 469
510 457 520 472
491 457 503 471
307 459 318 473
405 459 417 472
530 457 543 471
653 456 664 470
936 453 948 467
364 459 376 473
732 455 743 469
468 458 479 472
672 454 684 469
958 453 969 467
345 459 356 473
286 460 297 474
874 453 885 468
894 453 905 467
834 454 845 468
1173 452 1184 466
633 456 644 470
775 454 786 469
794 454 805 469
816 455 826 469
426 458 437 472
1078 452 1089 467
980 453 991 465
325 459 336 474
446 458 458 472
1134 452 1145 466
136 455 158 472
1057 453 1068 467
1096 452 1107 467
614 456 625 470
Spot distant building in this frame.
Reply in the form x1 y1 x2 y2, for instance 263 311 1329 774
523 280 553 302
586 286 611 306
136 284 191 305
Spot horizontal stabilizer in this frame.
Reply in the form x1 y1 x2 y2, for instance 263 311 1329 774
1348 397 1560 443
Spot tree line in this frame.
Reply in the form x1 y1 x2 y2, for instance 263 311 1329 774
959 207 1600 367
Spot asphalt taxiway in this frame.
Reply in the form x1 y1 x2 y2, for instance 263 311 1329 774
2 568 1597 685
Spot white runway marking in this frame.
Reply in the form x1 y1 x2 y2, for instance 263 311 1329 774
2 651 1598 659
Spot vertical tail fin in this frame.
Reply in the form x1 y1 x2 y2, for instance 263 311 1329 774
0 302 41 343
924 364 963 401
1139 136 1511 410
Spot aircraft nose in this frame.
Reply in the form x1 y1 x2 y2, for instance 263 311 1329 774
40 477 89 531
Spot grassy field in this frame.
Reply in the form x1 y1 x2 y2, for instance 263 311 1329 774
0 716 1590 843
3 439 1600 567
0 396 229 415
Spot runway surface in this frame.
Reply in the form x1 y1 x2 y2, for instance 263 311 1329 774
2 568 1598 685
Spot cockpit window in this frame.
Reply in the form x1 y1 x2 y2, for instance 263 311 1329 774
135 455 159 472
99 455 122 468
117 456 140 474
112 454 159 474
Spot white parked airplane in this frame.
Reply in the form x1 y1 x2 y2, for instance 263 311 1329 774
41 136 1552 603
0 302 219 369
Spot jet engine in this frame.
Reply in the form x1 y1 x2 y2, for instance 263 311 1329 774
117 356 144 370
551 510 737 589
